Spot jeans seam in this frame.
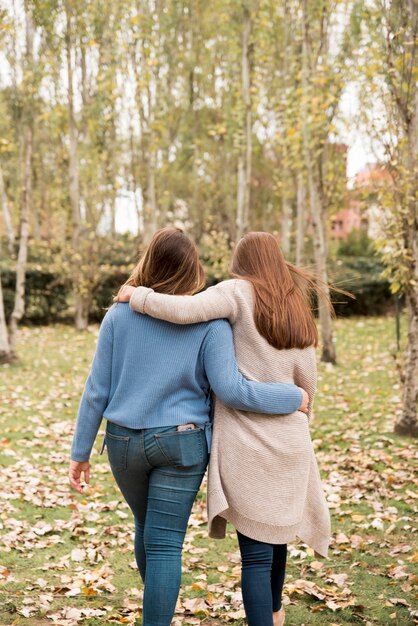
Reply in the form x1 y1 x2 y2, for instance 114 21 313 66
106 433 130 472
141 429 153 469
106 433 129 441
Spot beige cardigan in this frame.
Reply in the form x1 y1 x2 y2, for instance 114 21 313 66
130 279 331 557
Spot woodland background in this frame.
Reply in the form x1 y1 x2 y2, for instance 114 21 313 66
0 0 417 434
0 2 417 624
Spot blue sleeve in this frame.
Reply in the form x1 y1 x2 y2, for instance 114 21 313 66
202 321 302 414
71 314 114 462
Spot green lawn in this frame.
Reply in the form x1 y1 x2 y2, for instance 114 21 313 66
0 317 416 625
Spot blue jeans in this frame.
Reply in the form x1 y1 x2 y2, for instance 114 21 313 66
105 421 208 626
237 531 287 626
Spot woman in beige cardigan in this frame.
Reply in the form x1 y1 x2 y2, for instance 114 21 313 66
118 232 331 626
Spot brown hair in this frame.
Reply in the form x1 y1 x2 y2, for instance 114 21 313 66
230 232 335 350
126 227 205 295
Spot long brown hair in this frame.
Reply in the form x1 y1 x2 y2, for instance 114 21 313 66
126 227 205 295
230 232 335 350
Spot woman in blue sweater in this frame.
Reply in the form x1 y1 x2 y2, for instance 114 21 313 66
69 227 308 626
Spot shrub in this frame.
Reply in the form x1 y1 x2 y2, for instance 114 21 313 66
337 229 374 258
329 256 394 316
90 269 130 322
1 268 71 324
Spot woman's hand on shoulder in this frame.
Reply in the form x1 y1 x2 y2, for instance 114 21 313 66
113 285 135 303
297 387 309 414
69 460 90 494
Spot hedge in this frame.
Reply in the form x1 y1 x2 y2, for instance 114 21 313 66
0 255 394 325
1 268 70 325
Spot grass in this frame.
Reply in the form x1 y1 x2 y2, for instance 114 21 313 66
0 317 417 626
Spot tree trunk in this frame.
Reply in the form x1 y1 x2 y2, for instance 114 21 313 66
0 166 15 256
306 163 336 363
133 38 158 244
31 140 41 241
301 35 336 364
128 124 142 239
9 125 32 357
395 292 418 436
280 1 291 257
0 271 12 363
236 155 246 240
74 294 92 331
236 6 252 240
281 189 291 256
395 98 418 436
65 3 81 250
296 172 306 266
143 153 157 244
109 195 117 237
9 1 33 358
65 1 89 330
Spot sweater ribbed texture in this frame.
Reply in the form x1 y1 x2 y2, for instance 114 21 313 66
71 303 303 462
130 279 331 557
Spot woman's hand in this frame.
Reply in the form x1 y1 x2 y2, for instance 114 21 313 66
297 388 309 414
69 460 90 494
113 285 135 303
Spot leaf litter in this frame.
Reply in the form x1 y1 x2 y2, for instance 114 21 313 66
0 320 416 625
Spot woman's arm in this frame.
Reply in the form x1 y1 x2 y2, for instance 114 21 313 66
129 281 238 324
294 348 317 420
70 314 114 463
203 321 304 414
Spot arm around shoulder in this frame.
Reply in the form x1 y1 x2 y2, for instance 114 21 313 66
130 281 238 324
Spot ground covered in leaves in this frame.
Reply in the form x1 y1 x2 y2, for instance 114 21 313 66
0 316 417 626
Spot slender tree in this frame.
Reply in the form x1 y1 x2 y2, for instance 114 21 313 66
64 0 88 329
236 1 254 240
361 0 418 435
8 0 34 357
299 0 360 363
0 166 15 256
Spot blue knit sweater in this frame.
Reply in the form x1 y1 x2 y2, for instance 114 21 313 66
71 303 302 462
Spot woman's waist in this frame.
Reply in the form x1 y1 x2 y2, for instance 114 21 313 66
103 405 211 431
212 404 311 439
105 414 213 451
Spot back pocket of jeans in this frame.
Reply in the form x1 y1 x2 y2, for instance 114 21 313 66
154 429 205 468
106 432 130 472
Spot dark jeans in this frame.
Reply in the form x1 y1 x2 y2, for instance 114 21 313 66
105 421 208 626
237 531 287 626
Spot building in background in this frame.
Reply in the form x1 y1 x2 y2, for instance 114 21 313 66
331 163 391 240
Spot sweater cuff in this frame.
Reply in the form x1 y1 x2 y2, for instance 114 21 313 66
130 286 154 314
71 454 90 463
